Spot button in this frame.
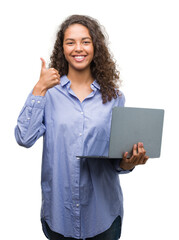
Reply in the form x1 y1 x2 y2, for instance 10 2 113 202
76 203 79 207
79 133 82 136
31 100 35 103
27 117 30 120
37 101 41 103
80 112 84 115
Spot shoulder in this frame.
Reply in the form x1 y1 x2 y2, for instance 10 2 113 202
116 89 125 107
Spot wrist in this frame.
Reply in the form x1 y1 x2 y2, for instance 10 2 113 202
119 164 127 171
32 82 47 96
119 161 130 171
120 162 134 171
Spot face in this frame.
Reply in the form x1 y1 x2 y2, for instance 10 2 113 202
63 24 94 72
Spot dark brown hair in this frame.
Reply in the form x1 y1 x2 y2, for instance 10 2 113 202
49 15 121 103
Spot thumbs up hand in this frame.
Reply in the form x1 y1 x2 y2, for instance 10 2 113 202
32 58 60 96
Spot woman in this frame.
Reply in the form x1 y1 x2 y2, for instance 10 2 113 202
15 15 148 240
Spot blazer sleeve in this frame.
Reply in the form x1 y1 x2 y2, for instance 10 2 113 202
14 92 46 148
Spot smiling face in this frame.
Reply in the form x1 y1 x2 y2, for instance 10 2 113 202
63 24 94 73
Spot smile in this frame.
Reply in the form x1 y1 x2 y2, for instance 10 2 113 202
73 55 87 62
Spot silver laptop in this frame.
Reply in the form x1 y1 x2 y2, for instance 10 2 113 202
77 107 164 159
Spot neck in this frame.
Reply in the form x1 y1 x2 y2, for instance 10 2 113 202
67 67 94 86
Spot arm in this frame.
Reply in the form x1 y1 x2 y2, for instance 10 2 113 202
14 93 46 148
14 58 60 148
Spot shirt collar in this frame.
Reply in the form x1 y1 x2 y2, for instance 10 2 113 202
60 75 71 87
91 80 100 90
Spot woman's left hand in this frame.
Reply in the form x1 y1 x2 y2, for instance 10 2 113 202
119 142 149 171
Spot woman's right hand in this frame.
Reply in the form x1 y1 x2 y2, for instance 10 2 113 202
32 58 60 96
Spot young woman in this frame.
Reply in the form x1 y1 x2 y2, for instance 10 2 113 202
15 15 148 240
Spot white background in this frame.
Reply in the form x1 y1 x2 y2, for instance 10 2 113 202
0 0 178 239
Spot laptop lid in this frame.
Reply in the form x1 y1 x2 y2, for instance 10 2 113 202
109 107 164 158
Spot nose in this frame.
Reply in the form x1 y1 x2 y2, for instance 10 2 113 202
75 43 83 52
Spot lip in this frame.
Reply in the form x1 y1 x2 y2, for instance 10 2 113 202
72 55 87 62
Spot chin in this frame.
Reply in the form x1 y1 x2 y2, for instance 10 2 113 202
70 63 91 72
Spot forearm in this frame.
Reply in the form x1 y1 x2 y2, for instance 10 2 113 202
15 92 46 148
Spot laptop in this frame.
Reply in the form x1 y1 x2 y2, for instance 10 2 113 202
77 107 164 159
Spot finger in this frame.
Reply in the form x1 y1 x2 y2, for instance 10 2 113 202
138 144 147 160
137 142 146 160
143 155 149 163
133 144 138 156
138 142 145 153
130 154 138 164
51 74 60 82
123 152 128 161
131 144 138 163
51 72 60 78
49 68 60 76
54 69 60 76
40 57 46 69
52 78 60 85
56 72 60 78
138 155 149 165
140 156 148 165
126 144 139 165
137 154 146 165
50 70 61 80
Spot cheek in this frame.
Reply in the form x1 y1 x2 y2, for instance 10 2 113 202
63 48 70 61
63 46 67 56
91 46 94 57
63 44 71 54
88 46 94 58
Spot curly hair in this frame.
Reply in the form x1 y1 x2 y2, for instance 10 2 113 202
49 15 122 103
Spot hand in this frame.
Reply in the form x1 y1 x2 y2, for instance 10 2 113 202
119 142 149 171
32 58 60 96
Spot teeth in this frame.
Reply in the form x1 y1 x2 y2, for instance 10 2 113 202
74 56 85 59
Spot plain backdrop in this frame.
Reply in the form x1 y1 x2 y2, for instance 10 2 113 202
0 0 178 239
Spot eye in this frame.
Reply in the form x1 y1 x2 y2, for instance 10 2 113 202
66 42 74 45
83 41 91 44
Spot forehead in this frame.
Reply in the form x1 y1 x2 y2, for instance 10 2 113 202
64 24 91 39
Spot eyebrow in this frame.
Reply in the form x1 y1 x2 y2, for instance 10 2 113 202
64 37 92 42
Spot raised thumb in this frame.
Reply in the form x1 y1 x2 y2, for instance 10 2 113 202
40 57 46 69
